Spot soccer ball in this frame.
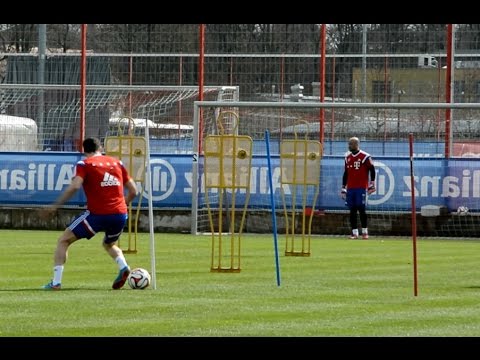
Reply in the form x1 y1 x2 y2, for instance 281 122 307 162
457 206 469 215
127 268 151 290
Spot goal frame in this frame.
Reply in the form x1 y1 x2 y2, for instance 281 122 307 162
190 100 480 235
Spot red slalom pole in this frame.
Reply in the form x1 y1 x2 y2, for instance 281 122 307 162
79 24 87 152
409 133 418 296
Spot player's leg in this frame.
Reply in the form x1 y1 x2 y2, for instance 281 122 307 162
105 242 131 290
102 214 130 289
43 211 95 290
43 229 79 290
346 190 359 239
349 207 359 238
359 190 369 239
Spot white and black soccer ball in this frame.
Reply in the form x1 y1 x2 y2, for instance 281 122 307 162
457 206 469 215
127 268 151 290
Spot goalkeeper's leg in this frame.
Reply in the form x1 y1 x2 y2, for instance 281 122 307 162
350 207 359 239
359 207 368 239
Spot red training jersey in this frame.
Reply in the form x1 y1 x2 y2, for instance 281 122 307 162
344 150 374 190
74 154 132 215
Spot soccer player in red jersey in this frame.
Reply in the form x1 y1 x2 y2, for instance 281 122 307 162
40 137 139 290
340 137 376 239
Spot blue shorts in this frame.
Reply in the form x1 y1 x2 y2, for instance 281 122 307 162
68 211 128 244
346 188 367 210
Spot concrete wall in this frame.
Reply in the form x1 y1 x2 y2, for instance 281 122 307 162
1 208 478 237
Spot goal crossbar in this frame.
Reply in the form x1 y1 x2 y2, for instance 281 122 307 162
194 101 480 110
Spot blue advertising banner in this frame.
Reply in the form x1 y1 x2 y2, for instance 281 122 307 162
0 152 85 206
0 152 478 212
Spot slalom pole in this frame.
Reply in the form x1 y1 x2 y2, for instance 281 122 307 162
409 132 418 296
145 120 157 290
265 130 281 287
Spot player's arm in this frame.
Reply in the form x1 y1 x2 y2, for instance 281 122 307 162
368 159 376 194
51 176 83 209
119 160 138 205
124 178 139 205
369 163 376 182
341 165 348 199
39 176 83 219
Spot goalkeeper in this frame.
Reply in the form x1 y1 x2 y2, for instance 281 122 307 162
340 137 376 239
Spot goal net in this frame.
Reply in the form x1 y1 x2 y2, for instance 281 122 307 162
0 84 238 153
192 101 480 237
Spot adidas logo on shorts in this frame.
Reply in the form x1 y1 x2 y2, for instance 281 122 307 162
101 172 121 187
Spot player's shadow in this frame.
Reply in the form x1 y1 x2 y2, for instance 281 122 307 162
0 287 112 292
464 286 480 289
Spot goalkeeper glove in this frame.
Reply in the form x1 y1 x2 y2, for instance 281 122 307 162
367 181 376 194
340 187 347 200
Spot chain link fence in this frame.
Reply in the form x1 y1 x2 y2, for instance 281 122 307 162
1 24 479 150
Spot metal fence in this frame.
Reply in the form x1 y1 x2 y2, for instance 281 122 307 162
1 24 479 150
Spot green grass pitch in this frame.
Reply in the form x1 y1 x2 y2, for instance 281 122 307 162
1 229 480 336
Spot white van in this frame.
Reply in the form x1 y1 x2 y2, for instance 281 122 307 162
0 114 39 151
108 117 193 139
